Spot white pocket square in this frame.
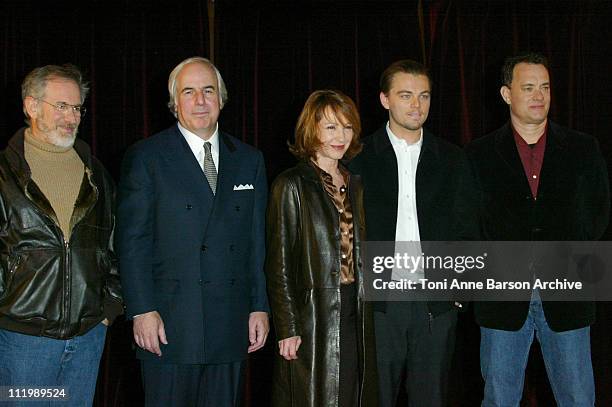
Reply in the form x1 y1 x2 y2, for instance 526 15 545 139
233 184 254 191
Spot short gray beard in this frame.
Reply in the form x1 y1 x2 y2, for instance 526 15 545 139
47 132 77 148
35 121 78 148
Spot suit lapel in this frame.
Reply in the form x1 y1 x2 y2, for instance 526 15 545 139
372 127 400 214
494 124 533 197
537 122 567 200
415 130 442 211
159 125 214 211
204 132 238 235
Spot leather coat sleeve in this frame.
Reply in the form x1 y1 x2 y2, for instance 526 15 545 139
265 175 301 340
0 197 7 300
103 211 124 323
248 151 270 312
116 146 156 318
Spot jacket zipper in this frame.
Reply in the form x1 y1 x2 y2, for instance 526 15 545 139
22 167 98 337
60 239 70 337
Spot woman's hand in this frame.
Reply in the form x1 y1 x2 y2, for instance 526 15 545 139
278 336 302 360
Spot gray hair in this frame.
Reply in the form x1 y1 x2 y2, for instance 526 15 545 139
21 64 89 125
167 57 228 117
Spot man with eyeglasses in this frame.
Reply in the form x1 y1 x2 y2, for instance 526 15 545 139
0 64 123 406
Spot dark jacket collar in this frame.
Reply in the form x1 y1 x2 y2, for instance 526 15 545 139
170 122 237 152
295 159 358 184
494 121 568 152
371 124 440 160
5 127 94 186
493 120 568 174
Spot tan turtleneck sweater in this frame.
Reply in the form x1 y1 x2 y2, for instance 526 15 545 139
24 130 85 241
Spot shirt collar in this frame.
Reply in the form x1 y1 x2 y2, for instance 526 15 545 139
309 159 350 186
511 122 548 150
177 122 219 153
386 121 423 148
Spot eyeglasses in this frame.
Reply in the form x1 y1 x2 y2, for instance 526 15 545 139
37 99 87 117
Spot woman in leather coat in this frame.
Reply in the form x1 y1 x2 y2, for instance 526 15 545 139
265 90 377 407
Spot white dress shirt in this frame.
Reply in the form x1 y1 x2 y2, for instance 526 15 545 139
387 122 424 280
178 122 219 172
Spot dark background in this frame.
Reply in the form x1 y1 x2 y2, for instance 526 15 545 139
2 1 611 405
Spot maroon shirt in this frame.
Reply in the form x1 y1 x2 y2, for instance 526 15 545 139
512 123 548 199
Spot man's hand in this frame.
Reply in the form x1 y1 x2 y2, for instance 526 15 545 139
247 311 269 353
278 336 301 360
102 318 109 326
133 311 167 356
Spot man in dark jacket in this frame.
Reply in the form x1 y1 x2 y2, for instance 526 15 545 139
350 60 478 407
0 64 123 406
466 52 609 406
117 57 269 407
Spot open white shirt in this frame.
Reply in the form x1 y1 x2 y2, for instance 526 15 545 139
387 123 424 280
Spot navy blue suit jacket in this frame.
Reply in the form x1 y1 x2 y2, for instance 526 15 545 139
117 124 269 364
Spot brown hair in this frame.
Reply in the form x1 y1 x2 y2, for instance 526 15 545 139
289 90 362 161
501 52 550 86
379 59 432 95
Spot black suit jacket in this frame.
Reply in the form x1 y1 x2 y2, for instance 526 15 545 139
350 126 479 316
117 124 269 364
466 121 610 331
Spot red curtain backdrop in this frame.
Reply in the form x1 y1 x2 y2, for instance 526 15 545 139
2 1 611 406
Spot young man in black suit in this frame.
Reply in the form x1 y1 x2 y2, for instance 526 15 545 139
350 59 478 407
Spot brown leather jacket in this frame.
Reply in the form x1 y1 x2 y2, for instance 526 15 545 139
265 161 378 407
0 129 123 339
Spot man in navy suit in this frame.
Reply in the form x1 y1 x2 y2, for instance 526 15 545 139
117 56 269 407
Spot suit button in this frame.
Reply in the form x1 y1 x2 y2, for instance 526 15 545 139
201 245 208 251
198 279 203 286
235 206 240 211
186 204 193 210
525 195 531 200
532 227 542 233
229 245 234 252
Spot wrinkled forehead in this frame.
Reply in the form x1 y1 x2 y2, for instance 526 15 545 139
176 62 217 87
43 77 81 100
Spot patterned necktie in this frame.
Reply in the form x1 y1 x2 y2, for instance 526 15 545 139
202 142 217 195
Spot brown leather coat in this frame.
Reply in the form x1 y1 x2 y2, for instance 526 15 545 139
0 129 123 339
265 162 378 407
